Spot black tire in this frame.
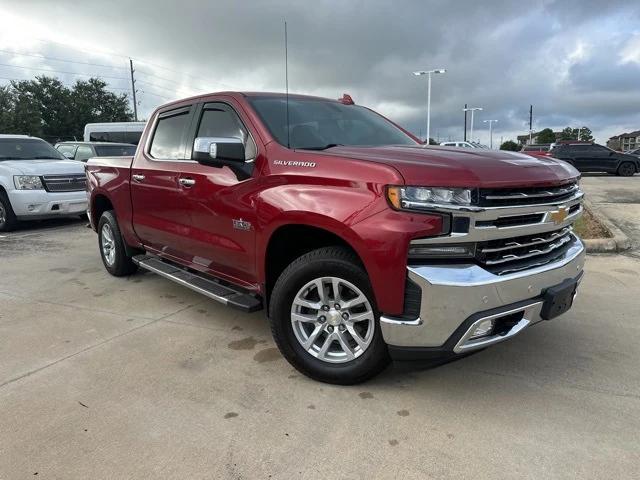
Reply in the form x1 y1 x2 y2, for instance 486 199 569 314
97 210 137 277
617 162 636 177
0 191 18 232
269 246 390 385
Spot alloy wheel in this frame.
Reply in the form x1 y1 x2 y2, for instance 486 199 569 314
101 223 116 266
290 276 375 364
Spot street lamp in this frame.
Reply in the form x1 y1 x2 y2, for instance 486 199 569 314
463 107 483 143
413 69 446 145
483 119 498 149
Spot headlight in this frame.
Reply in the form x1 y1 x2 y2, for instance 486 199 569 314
387 186 473 210
14 175 44 190
408 243 476 259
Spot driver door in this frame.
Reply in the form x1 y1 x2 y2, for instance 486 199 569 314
178 101 260 285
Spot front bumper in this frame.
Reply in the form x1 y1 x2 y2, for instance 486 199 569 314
380 236 585 357
8 189 88 219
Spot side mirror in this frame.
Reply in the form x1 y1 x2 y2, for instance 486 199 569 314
193 137 245 164
62 152 74 159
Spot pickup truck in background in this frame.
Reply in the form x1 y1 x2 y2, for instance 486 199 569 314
0 135 87 232
86 92 585 384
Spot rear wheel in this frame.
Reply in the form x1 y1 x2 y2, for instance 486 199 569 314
98 210 137 276
269 246 390 385
617 162 636 177
0 192 18 232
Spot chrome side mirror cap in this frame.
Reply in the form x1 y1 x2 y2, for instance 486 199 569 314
193 137 244 162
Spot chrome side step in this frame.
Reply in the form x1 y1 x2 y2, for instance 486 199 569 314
132 255 263 313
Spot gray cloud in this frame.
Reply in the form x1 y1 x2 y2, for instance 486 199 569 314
0 0 638 144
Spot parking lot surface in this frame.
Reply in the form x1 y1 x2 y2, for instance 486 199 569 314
582 174 640 252
1 220 639 479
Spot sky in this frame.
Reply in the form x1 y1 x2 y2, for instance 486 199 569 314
0 0 638 145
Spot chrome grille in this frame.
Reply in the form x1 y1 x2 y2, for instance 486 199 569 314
479 182 579 206
476 227 575 274
42 174 86 192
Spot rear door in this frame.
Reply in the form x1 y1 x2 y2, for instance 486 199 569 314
130 105 196 262
586 145 617 172
176 100 259 285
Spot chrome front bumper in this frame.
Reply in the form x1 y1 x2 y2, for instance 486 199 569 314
380 236 585 352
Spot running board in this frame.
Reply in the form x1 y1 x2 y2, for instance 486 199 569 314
132 255 263 313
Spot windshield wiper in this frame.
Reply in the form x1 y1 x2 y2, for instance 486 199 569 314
298 143 343 151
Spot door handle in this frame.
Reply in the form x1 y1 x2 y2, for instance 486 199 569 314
179 178 196 187
132 174 145 182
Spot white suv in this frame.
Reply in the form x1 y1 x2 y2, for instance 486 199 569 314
0 135 88 232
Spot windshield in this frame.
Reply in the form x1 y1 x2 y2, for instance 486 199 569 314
0 138 66 161
248 96 418 150
94 145 137 156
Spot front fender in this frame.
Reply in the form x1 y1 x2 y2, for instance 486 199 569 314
255 183 443 315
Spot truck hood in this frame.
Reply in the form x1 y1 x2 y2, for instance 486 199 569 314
319 145 579 187
0 159 85 176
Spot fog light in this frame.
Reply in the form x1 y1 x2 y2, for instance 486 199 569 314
469 319 494 339
27 205 36 212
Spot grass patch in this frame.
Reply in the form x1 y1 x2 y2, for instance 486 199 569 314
573 208 612 239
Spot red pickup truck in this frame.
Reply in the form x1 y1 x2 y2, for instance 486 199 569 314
86 92 585 384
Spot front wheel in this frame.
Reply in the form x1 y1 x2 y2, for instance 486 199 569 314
0 191 18 232
97 211 137 277
269 247 390 385
617 162 636 177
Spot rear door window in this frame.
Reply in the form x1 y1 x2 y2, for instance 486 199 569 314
57 144 77 159
75 145 94 161
149 108 191 160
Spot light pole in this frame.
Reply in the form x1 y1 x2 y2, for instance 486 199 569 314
483 119 498 149
463 107 483 143
413 69 446 145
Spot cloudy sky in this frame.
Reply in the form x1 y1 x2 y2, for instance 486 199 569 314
0 0 638 145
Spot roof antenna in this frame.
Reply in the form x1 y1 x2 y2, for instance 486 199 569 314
284 20 291 149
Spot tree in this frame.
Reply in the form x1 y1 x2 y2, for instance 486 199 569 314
576 126 594 142
500 140 519 151
559 126 594 142
537 128 556 144
0 76 133 141
0 85 15 133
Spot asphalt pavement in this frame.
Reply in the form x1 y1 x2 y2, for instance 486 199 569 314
0 213 638 479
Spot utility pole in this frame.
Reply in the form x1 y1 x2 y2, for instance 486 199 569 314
129 58 138 122
483 119 498 149
463 107 483 143
528 105 533 144
464 103 468 141
412 69 446 145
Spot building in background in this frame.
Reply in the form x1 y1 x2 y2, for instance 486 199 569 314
607 130 640 151
517 130 563 146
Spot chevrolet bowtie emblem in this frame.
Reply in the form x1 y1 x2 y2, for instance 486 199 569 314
549 207 568 225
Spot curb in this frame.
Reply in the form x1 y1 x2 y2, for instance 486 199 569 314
582 199 631 253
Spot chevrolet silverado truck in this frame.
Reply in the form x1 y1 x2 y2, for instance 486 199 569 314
86 92 585 384
0 135 88 232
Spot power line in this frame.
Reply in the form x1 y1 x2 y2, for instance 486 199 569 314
28 36 234 90
0 62 128 81
0 49 128 70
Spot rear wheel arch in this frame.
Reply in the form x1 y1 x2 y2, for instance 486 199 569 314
92 194 114 226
